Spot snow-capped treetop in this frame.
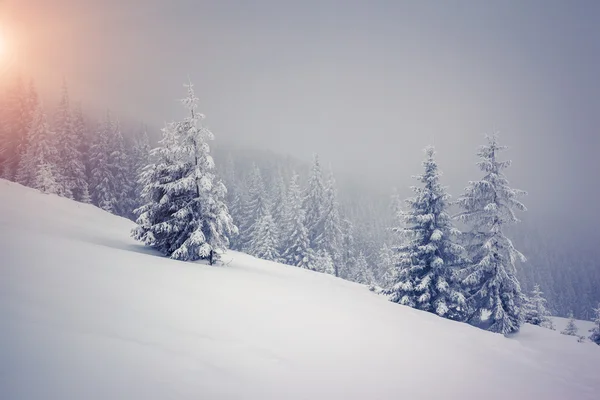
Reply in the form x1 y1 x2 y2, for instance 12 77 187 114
456 133 527 231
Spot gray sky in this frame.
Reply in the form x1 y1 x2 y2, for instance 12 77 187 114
2 0 600 228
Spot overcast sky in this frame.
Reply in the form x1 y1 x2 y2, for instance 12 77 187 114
2 0 600 228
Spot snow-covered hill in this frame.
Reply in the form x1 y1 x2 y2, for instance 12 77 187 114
1 179 599 400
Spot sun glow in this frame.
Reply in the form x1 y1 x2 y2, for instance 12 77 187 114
0 30 7 58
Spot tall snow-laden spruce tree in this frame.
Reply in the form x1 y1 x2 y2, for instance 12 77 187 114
589 304 600 345
522 284 554 329
455 133 527 334
16 102 62 194
315 168 343 276
304 154 326 247
388 146 467 321
132 81 236 264
89 113 116 212
280 172 313 269
132 122 182 253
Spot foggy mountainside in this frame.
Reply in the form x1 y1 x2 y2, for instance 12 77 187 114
1 75 599 326
1 1 600 398
212 145 600 320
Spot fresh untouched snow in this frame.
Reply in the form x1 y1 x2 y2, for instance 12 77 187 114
1 179 599 400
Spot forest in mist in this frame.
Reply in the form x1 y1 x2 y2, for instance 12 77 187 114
1 74 599 321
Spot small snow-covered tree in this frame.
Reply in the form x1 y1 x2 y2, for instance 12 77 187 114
313 249 335 275
522 284 554 329
133 81 236 263
377 243 396 288
89 113 116 212
280 173 313 269
388 146 467 321
304 154 326 246
561 312 578 336
315 168 343 276
588 304 600 345
352 252 374 285
249 213 280 261
339 217 357 279
455 134 527 334
16 103 61 194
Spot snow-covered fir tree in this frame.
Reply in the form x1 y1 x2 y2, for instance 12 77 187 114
0 76 34 180
15 103 62 194
561 312 578 336
133 81 236 263
271 168 288 228
228 183 245 250
280 173 313 269
522 284 554 329
131 124 151 201
377 243 396 288
89 113 117 212
304 154 326 247
132 122 180 253
339 217 357 279
67 102 91 203
109 119 135 218
240 164 271 250
455 134 527 334
352 251 374 285
313 249 335 275
315 168 343 276
249 213 280 261
388 146 467 321
589 304 600 345
54 80 90 200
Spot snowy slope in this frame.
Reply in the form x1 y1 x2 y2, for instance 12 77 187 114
0 179 599 400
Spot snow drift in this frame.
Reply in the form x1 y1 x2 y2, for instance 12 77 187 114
0 179 598 400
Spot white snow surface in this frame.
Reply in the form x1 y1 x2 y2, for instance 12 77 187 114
1 179 599 400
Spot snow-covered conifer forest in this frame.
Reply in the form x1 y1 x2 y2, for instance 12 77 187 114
1 75 600 334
